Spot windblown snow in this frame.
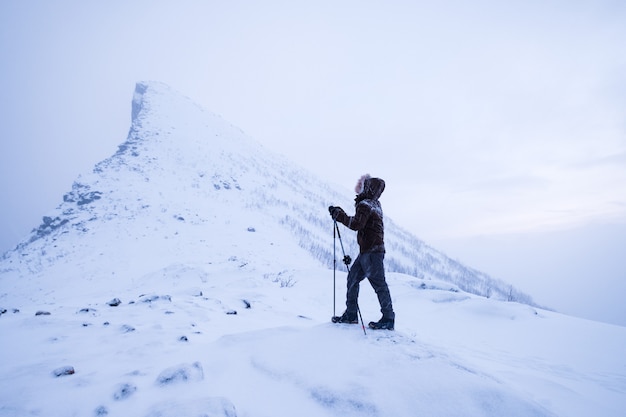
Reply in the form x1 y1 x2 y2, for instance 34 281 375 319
0 81 624 417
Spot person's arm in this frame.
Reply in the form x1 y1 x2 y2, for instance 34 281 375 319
333 202 370 231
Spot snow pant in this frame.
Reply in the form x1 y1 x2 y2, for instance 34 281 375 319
345 252 395 320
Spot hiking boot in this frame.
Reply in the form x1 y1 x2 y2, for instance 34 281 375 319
368 317 394 330
331 312 358 324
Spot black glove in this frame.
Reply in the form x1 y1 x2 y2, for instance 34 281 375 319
328 206 343 220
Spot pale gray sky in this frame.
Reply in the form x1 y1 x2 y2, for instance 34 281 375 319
1 0 625 325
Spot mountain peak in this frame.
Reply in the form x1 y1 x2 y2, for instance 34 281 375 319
131 81 149 121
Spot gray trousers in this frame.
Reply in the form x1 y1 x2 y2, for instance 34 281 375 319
345 252 395 320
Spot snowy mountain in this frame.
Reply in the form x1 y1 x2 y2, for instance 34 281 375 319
0 82 624 417
1 81 532 305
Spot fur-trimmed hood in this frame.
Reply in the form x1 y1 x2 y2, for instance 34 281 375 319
355 174 385 201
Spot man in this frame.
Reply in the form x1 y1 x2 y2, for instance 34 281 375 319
329 174 395 330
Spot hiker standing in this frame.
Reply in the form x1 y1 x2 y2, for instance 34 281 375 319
329 174 395 330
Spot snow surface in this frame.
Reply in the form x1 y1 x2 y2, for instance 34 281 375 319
1 81 625 417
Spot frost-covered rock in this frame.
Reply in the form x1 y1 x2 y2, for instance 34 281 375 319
120 324 135 333
139 294 172 303
156 362 204 386
107 298 122 307
52 366 75 377
113 383 137 400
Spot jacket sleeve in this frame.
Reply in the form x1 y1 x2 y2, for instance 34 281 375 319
338 202 370 231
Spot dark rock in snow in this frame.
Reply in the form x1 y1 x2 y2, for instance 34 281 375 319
120 324 135 333
52 366 75 377
63 183 102 206
107 298 122 307
31 216 70 241
94 405 109 416
190 288 203 297
113 383 137 400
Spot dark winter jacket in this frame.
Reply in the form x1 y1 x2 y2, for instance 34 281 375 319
335 177 386 254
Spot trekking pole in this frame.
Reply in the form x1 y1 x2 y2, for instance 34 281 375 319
334 220 367 335
333 221 336 318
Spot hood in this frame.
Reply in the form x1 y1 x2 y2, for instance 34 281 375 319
360 176 385 201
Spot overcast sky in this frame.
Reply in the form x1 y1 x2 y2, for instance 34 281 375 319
1 1 625 326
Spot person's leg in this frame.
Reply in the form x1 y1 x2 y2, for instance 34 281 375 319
345 254 366 317
363 253 394 320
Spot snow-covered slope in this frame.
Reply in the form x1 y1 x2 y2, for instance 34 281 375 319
1 266 625 417
1 82 624 417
